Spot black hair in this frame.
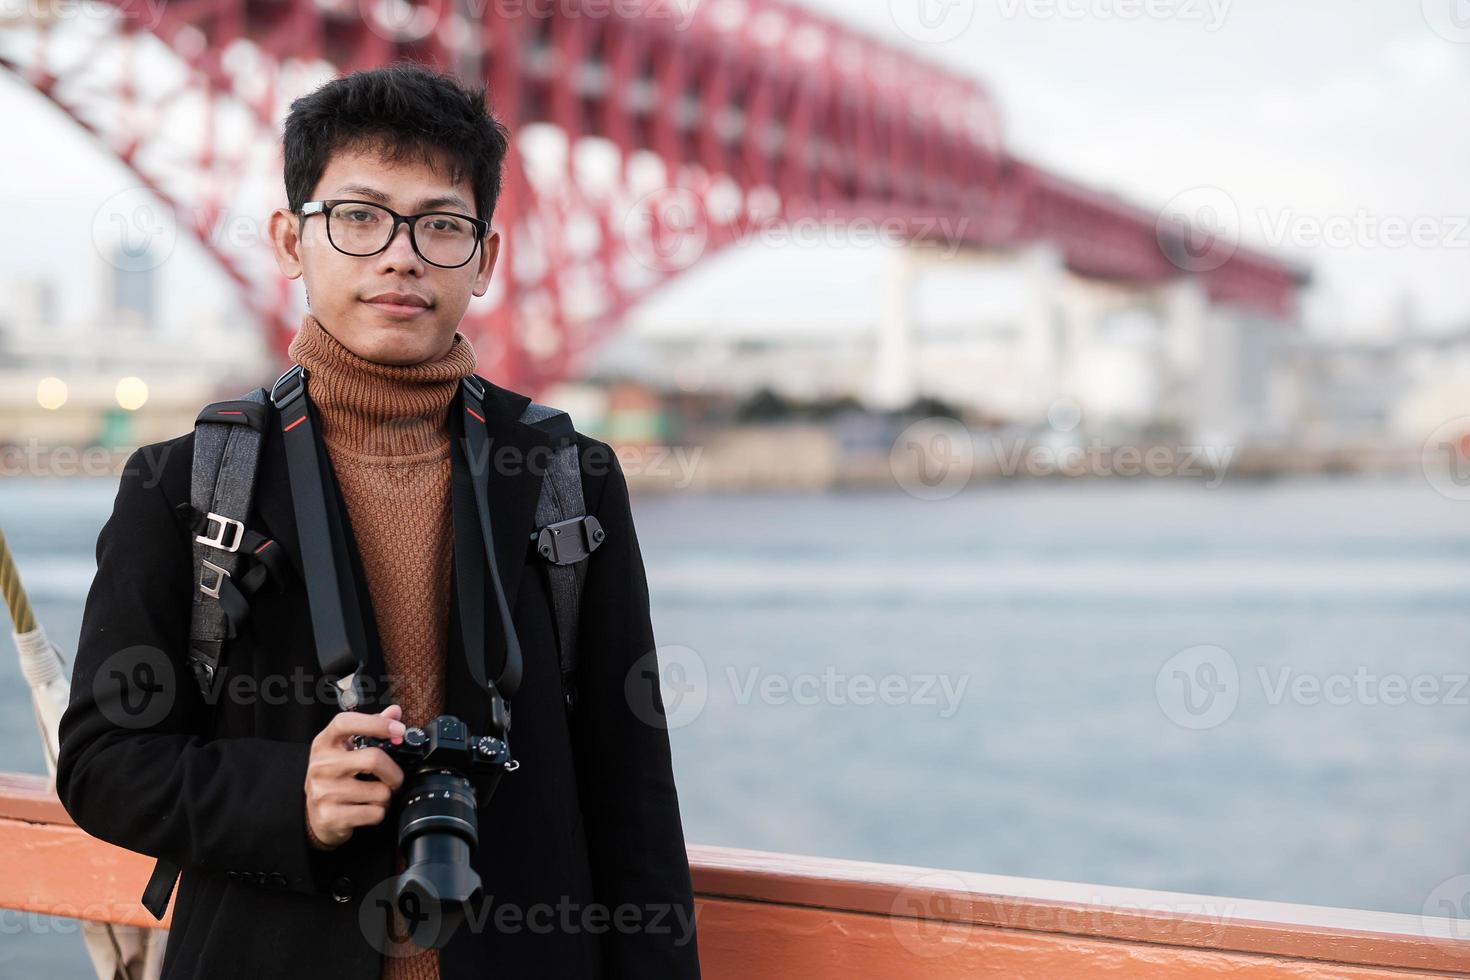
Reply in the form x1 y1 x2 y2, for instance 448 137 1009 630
282 61 511 224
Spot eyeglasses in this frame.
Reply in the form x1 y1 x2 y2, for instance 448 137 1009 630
296 199 489 269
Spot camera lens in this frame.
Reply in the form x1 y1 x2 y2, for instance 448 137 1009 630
392 770 482 948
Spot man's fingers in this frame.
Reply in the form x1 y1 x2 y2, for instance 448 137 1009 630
319 745 405 790
314 706 406 747
317 800 390 833
324 778 394 809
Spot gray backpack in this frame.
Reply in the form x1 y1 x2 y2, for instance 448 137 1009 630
178 378 601 713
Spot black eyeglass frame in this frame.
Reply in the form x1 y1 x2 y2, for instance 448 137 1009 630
295 199 490 269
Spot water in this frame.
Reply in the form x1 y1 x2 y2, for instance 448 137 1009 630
2 473 1468 975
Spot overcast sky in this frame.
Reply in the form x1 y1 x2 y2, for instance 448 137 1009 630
1 0 1466 337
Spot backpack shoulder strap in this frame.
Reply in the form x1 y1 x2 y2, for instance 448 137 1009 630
519 401 605 712
182 387 274 699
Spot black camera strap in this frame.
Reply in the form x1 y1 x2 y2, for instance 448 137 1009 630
451 375 523 706
269 364 522 716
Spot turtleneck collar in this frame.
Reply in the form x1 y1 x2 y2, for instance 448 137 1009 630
285 312 478 459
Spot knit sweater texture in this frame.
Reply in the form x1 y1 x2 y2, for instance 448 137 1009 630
288 311 477 980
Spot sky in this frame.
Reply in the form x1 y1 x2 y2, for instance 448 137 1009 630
0 0 1466 338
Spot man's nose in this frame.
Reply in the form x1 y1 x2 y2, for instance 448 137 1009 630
377 221 424 273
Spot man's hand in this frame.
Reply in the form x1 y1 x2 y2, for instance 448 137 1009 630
304 704 406 850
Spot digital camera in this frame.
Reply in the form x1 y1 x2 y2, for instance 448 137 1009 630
349 713 518 948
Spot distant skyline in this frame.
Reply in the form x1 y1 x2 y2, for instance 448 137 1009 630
1 0 1465 337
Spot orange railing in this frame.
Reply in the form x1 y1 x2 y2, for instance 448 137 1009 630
3 771 1467 977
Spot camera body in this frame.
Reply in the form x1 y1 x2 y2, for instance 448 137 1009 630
349 714 518 949
350 713 514 783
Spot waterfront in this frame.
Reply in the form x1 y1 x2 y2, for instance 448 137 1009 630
2 473 1468 972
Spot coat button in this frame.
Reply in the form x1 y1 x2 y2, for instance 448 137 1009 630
268 873 287 889
330 876 354 903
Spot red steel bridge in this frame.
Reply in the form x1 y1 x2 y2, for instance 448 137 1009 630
0 0 1304 393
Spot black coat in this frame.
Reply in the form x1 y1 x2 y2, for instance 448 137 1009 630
56 375 702 980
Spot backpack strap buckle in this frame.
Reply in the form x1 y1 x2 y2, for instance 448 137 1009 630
531 515 604 566
196 512 245 553
199 559 229 598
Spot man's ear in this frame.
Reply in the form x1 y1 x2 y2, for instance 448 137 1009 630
268 207 305 280
471 230 501 297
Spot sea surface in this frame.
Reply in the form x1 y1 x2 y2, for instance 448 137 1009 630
2 473 1468 975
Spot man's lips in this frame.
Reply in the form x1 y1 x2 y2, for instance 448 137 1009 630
362 292 433 315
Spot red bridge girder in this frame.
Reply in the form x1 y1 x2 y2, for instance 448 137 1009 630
1 0 1303 394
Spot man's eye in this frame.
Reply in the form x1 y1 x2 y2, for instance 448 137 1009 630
426 217 465 233
342 209 380 223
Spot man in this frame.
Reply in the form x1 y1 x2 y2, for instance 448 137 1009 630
56 62 701 980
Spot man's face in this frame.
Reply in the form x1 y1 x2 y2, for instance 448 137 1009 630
269 144 500 366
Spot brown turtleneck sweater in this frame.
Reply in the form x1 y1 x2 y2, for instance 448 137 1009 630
288 311 476 980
